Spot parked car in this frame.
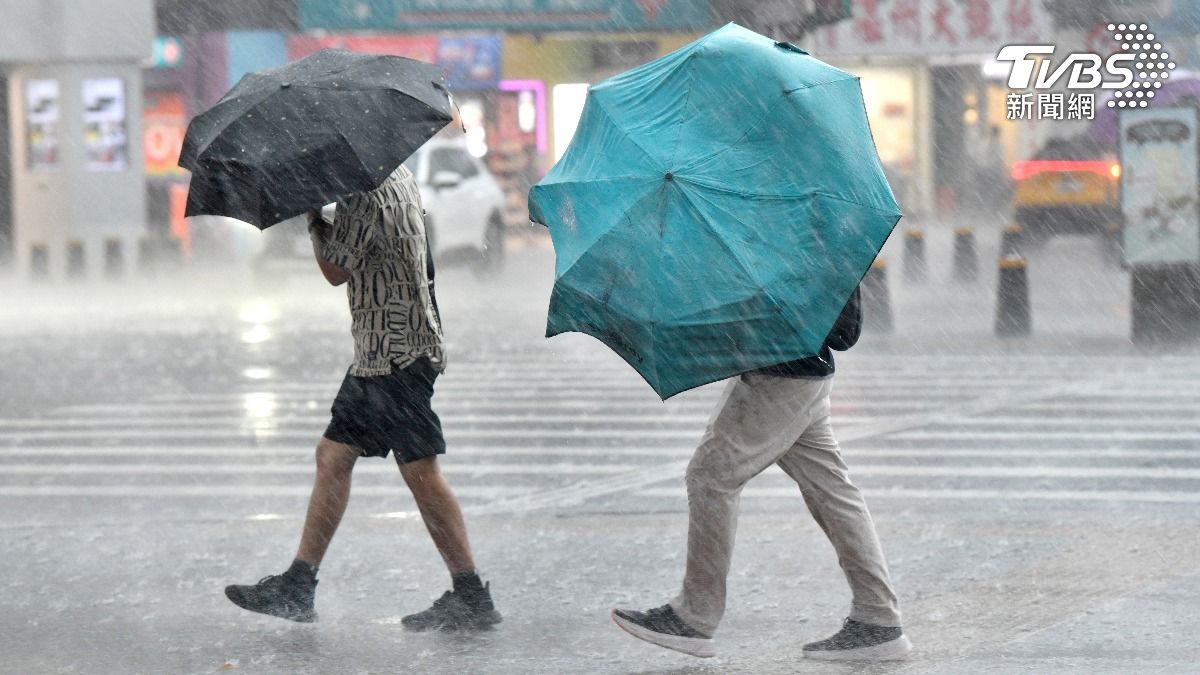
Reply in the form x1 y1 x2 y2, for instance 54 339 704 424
255 139 506 280
1011 135 1121 243
404 139 507 276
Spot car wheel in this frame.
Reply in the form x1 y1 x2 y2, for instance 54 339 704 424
473 214 505 278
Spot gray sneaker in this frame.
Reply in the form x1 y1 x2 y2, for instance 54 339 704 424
611 605 716 658
803 618 913 661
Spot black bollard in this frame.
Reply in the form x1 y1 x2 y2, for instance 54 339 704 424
30 244 49 282
999 224 1023 257
862 257 894 334
66 240 85 281
1130 264 1200 344
104 238 124 278
994 255 1031 337
953 226 978 283
903 229 926 283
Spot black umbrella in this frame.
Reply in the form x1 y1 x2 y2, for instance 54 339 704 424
179 49 454 229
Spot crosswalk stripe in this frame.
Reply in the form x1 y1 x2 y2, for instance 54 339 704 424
0 445 1195 460
2 462 1196 480
893 430 1200 441
636 487 1200 504
0 462 634 476
0 428 703 442
5 484 1195 503
0 485 519 498
0 414 720 429
6 413 1200 431
43 400 932 416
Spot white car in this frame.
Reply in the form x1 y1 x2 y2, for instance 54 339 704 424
403 139 507 275
259 140 506 280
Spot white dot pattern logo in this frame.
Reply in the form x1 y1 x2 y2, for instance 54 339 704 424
1108 22 1175 109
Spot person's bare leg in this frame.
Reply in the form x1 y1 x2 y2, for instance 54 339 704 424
397 456 476 574
295 437 360 566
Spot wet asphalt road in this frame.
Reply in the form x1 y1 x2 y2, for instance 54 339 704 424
2 227 1199 674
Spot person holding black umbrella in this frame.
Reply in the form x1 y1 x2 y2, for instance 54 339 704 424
223 163 500 631
181 49 500 631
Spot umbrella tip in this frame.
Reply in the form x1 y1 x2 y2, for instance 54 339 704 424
664 171 674 181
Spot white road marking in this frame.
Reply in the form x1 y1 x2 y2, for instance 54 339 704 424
636 486 1200 504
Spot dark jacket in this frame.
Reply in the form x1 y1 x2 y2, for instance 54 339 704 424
754 286 862 378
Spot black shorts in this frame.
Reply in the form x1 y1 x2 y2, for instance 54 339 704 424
323 358 446 463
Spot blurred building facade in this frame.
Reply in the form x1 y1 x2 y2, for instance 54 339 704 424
0 0 154 278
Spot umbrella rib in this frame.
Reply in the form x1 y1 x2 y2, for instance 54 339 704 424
669 186 797 331
675 75 858 176
534 175 655 188
672 183 811 338
184 89 282 166
680 178 902 216
590 96 666 172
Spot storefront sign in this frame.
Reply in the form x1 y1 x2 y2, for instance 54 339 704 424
25 79 59 171
288 34 438 62
438 36 501 90
807 0 1053 57
82 78 128 172
299 0 711 31
144 92 188 178
1120 106 1200 265
288 34 501 90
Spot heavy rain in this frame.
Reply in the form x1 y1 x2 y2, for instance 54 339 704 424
1 1 1199 673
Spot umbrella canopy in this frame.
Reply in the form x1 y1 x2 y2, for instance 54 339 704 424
529 23 901 399
180 48 453 229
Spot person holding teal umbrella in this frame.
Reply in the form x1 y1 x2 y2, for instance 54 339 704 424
529 24 911 661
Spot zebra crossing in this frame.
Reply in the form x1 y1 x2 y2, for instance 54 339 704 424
2 350 1200 512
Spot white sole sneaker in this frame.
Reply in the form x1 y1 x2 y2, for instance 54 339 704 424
803 634 913 661
610 610 717 658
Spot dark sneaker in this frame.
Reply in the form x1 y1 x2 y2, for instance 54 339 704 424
611 605 715 658
802 618 912 661
401 583 502 631
224 573 317 623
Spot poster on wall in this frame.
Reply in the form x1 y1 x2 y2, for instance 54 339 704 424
25 79 60 170
82 77 129 171
1119 106 1200 265
143 91 187 178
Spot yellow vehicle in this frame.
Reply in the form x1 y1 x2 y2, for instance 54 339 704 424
1011 136 1121 242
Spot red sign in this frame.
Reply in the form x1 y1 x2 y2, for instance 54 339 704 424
811 0 1052 56
143 91 187 177
288 35 439 62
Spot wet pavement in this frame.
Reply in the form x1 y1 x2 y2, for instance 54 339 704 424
2 229 1199 674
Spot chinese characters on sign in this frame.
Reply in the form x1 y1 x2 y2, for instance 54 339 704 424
808 0 1051 56
1006 93 1097 121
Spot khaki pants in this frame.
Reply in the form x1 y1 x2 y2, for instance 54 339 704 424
669 372 901 636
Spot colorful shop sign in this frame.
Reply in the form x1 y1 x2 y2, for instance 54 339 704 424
299 0 712 32
144 91 188 178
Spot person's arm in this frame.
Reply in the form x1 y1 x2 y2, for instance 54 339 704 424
826 286 862 351
308 210 350 286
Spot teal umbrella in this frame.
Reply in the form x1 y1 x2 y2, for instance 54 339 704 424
529 23 901 399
